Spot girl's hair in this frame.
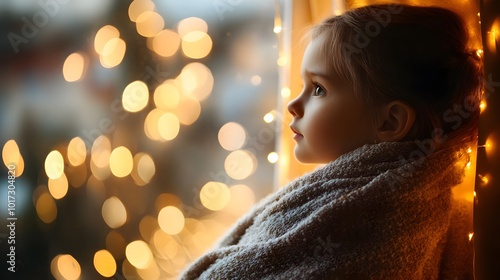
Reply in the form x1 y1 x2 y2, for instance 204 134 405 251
311 4 482 151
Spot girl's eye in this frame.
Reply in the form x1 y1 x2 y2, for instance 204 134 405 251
313 84 326 96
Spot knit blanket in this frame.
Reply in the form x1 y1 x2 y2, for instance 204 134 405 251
180 142 473 279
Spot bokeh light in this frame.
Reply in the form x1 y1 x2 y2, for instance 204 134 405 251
102 196 127 229
2 139 24 176
178 62 214 101
177 17 208 37
136 11 165 37
224 150 257 180
93 249 117 277
67 137 87 167
51 254 81 280
45 150 64 180
174 97 201 125
109 146 133 177
158 206 185 235
62 52 87 82
48 173 69 200
200 181 230 211
100 37 126 68
36 192 57 224
139 215 158 242
158 112 180 141
154 82 181 110
125 240 153 269
137 153 156 184
122 80 149 113
181 31 212 59
144 108 165 141
94 25 120 54
267 152 279 163
218 122 246 151
153 29 181 57
152 228 179 259
128 0 155 22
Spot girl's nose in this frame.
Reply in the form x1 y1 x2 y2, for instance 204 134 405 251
287 95 303 117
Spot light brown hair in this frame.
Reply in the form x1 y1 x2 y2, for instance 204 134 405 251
311 4 482 151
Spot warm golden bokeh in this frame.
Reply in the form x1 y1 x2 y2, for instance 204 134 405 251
128 0 155 22
100 37 126 68
48 173 69 200
174 97 201 125
178 62 214 101
223 184 256 217
94 25 120 54
2 139 24 176
154 82 181 110
36 192 58 224
158 206 185 235
181 31 213 59
126 240 154 269
218 122 246 151
109 146 134 177
102 196 127 229
224 150 257 180
67 137 87 167
158 112 180 141
153 29 181 57
51 254 81 280
177 17 208 37
94 249 117 277
200 181 231 211
267 152 279 164
122 80 149 113
62 52 87 82
45 150 64 180
136 11 165 37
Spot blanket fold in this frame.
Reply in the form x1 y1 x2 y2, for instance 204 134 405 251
180 142 473 279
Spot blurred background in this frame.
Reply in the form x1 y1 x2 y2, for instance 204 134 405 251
1 0 497 279
0 0 279 279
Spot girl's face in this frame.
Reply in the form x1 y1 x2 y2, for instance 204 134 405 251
288 38 379 163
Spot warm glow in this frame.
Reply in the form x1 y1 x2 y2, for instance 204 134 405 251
154 82 180 110
45 150 64 180
136 11 164 37
155 193 182 212
177 17 208 37
109 146 133 177
137 153 155 184
152 228 179 260
267 152 279 163
126 240 153 269
469 232 474 241
200 181 231 211
2 139 23 175
102 196 127 228
178 63 214 101
158 112 180 141
139 215 158 242
281 87 291 98
277 56 287 66
224 150 257 180
67 137 86 166
263 112 275 123
94 25 120 54
175 97 201 125
51 254 81 280
224 184 255 217
218 122 246 151
158 206 185 235
181 31 212 59
67 164 87 188
63 52 87 82
48 173 69 200
128 0 155 22
91 135 111 168
36 192 57 223
274 25 282 33
153 29 181 57
479 174 489 186
100 38 126 68
480 100 487 113
94 250 117 277
122 80 149 113
476 49 483 57
144 108 164 141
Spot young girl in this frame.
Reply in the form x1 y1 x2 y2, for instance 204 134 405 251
181 4 481 279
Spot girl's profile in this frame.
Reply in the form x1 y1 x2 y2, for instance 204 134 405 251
181 4 481 279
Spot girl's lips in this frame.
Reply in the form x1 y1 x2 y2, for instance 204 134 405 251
290 126 303 139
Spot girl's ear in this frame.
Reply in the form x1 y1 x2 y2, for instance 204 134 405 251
376 100 416 142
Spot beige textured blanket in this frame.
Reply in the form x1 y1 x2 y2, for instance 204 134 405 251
181 142 473 279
